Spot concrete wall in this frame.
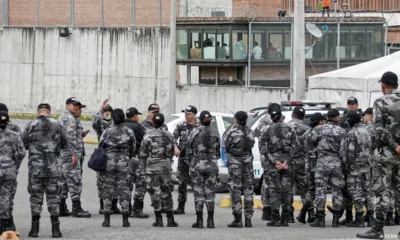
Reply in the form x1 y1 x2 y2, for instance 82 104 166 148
0 27 290 115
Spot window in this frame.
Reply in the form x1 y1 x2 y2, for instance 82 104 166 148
313 29 336 60
217 30 230 60
351 30 367 58
232 30 248 60
203 30 216 60
189 30 202 59
367 29 383 58
211 11 225 17
251 30 266 60
266 30 283 60
222 117 234 129
177 30 188 59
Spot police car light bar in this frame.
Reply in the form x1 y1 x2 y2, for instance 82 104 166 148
281 100 337 106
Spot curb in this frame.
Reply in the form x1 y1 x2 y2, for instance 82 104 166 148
220 196 366 212
83 137 98 145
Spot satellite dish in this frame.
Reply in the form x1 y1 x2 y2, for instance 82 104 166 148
306 23 323 38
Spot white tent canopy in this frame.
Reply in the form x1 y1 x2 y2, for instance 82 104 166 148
307 51 400 110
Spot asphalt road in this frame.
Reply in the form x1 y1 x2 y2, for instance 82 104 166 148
9 120 400 240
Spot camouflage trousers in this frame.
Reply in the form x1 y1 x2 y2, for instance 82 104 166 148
146 173 174 212
99 170 130 214
264 162 293 211
128 173 147 201
315 161 344 212
177 157 190 203
28 177 61 216
0 180 14 219
61 159 82 201
97 172 119 200
383 159 400 213
307 160 318 203
228 162 254 218
346 169 374 212
371 158 394 215
9 179 18 215
261 174 271 207
191 171 217 212
342 170 353 210
291 158 312 206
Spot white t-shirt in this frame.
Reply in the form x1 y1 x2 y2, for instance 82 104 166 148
253 46 263 59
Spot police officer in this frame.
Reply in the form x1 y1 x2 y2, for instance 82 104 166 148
260 104 298 227
343 110 373 228
92 99 121 215
187 111 220 229
339 97 361 226
288 106 312 224
139 113 178 227
58 97 91 218
173 105 199 215
0 103 21 231
305 112 326 224
357 72 400 239
124 107 149 218
99 109 136 228
0 111 25 234
21 103 69 238
225 111 255 228
309 109 346 228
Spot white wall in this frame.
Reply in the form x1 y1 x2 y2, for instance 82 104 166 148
180 0 233 17
0 27 290 116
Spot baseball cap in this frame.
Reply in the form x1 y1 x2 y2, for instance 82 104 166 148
311 112 326 121
152 113 165 126
234 111 248 122
379 71 398 86
327 109 340 117
182 105 198 115
0 111 9 124
66 97 86 108
148 103 160 112
0 103 8 113
364 107 373 115
347 97 358 105
268 103 281 115
37 103 51 111
199 111 212 121
347 110 361 122
103 105 113 112
126 107 142 118
293 106 306 118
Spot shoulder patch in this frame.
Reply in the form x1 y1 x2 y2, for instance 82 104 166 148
69 123 76 129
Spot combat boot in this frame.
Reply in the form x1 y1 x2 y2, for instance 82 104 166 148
245 218 252 228
296 203 309 224
166 211 178 227
131 198 149 218
356 213 385 239
72 200 91 218
50 216 62 238
310 210 325 228
122 213 130 227
267 209 281 227
307 207 316 223
280 210 289 227
9 215 16 231
332 209 342 228
102 213 110 227
228 213 243 228
192 211 203 228
365 210 375 227
98 199 104 215
261 206 272 221
112 199 122 215
339 207 353 226
394 210 400 225
288 207 295 223
28 215 40 238
207 210 215 228
59 199 70 217
173 202 185 215
153 211 163 227
350 212 365 228
385 211 395 226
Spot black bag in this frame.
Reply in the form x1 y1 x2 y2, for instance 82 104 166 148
88 134 108 172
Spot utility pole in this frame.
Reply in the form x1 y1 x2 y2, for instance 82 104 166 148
293 0 306 100
169 0 177 114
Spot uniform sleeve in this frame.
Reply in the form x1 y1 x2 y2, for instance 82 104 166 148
130 131 137 159
92 111 104 139
173 124 181 147
10 124 21 134
59 125 70 152
138 136 150 174
186 131 195 163
374 99 398 150
224 129 234 154
20 122 31 150
260 125 276 164
215 133 221 159
65 118 78 156
13 135 26 169
287 127 299 165
344 132 356 165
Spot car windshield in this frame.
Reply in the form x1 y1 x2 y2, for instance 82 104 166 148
247 111 267 127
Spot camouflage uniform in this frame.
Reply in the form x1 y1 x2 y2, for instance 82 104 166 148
173 121 199 204
0 128 25 220
21 116 70 216
287 119 312 208
259 120 298 217
58 111 83 201
139 128 175 212
309 121 346 212
343 123 373 213
98 125 136 214
304 128 318 203
257 117 272 209
225 125 255 218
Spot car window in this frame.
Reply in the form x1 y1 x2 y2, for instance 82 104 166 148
211 116 218 131
222 117 234 129
165 115 180 124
